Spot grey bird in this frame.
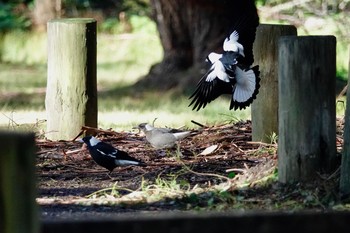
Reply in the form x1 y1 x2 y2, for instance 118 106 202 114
136 123 192 149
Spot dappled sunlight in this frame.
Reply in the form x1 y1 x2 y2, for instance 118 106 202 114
0 110 46 131
98 106 251 131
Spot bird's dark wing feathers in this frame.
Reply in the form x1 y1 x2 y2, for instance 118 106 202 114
189 71 232 111
189 1 259 111
230 65 260 110
95 142 118 158
116 150 144 163
95 142 142 163
225 4 259 67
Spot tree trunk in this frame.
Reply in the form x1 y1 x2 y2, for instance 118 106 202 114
32 0 62 31
136 0 258 90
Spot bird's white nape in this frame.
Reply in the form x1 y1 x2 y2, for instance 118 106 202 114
144 124 154 131
89 136 101 147
233 67 256 103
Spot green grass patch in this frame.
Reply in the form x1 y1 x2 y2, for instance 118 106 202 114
0 14 348 131
0 15 250 131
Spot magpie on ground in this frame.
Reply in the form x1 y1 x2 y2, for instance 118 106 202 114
80 136 146 175
136 123 192 149
189 19 260 111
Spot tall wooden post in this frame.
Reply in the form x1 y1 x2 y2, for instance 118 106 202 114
0 132 38 233
251 24 297 143
278 36 337 183
46 18 97 140
340 48 350 196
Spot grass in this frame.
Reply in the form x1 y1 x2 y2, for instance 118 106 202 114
3 14 347 212
0 13 349 133
84 157 278 209
0 16 248 132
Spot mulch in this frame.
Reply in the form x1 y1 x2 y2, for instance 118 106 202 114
36 119 345 219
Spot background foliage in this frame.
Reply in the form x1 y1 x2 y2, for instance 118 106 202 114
0 0 349 130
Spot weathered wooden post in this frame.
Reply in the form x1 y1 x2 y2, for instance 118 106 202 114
0 132 38 233
46 18 97 140
251 24 297 143
278 36 337 183
340 49 350 196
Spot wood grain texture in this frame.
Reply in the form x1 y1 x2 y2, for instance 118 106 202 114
0 132 38 233
46 18 97 140
340 48 350 196
252 24 297 142
278 36 337 183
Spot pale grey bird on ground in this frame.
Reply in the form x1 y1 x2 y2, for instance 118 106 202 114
136 123 192 149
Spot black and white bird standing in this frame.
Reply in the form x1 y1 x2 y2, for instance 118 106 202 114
80 136 146 175
136 123 192 149
189 18 260 111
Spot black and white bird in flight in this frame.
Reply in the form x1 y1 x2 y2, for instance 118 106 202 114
189 26 260 111
80 136 146 175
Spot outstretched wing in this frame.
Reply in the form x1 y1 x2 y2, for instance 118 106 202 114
223 30 244 56
225 12 259 67
189 69 232 111
230 65 260 110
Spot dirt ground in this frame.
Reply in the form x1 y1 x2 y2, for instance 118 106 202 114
36 120 344 220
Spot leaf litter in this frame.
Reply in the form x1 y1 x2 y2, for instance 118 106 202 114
36 119 346 219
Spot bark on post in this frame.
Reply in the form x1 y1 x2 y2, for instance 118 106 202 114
46 18 97 140
0 132 38 233
340 48 350 196
278 36 337 183
251 24 297 143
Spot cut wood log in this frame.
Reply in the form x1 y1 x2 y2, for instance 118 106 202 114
46 18 97 140
252 24 297 143
278 36 338 183
0 132 38 233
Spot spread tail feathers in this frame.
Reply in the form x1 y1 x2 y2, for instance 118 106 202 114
230 65 260 110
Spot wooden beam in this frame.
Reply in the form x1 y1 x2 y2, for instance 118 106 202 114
278 36 337 183
252 24 297 143
46 18 97 140
0 132 38 233
40 211 350 233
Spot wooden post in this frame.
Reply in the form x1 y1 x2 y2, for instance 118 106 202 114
251 24 297 143
0 132 38 233
278 36 337 183
46 18 97 140
340 48 350 196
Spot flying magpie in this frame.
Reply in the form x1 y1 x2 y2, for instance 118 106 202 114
189 21 260 111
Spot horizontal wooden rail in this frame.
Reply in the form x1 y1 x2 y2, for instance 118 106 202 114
41 211 350 233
